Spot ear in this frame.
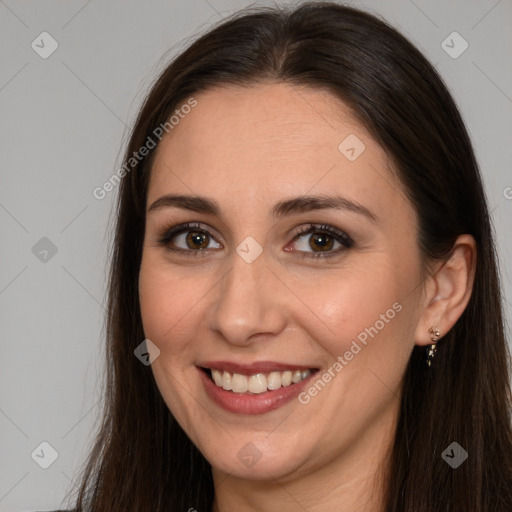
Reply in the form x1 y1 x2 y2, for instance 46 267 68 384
414 234 477 346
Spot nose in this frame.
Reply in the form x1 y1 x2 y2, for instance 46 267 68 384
207 249 287 347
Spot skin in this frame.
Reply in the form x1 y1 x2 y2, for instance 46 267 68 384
138 82 476 512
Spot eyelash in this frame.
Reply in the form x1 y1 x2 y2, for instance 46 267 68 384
156 222 354 259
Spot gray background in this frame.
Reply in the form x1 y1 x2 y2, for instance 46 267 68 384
0 1 510 510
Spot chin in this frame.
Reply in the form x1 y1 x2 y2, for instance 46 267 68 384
199 431 318 482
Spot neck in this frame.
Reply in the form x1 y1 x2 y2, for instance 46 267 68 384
211 399 398 512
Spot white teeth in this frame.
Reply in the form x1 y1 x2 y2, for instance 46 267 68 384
248 374 267 394
212 369 223 386
292 370 302 384
267 371 282 390
222 371 232 390
210 368 313 393
281 370 292 386
231 373 248 393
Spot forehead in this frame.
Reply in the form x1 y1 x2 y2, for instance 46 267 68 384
148 82 408 223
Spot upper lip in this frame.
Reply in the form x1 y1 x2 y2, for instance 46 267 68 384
198 360 318 375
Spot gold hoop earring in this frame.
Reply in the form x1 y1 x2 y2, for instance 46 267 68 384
426 326 441 367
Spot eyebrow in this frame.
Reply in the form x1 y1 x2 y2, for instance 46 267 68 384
147 194 378 222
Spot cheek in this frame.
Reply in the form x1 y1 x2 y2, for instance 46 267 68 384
138 255 206 354
292 257 417 398
138 256 211 432
297 262 401 341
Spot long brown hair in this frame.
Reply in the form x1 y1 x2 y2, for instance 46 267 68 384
64 3 512 511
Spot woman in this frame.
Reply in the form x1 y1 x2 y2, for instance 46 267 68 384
59 2 512 511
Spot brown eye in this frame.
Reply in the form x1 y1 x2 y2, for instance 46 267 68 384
157 223 222 253
186 231 209 249
290 223 353 258
309 232 335 252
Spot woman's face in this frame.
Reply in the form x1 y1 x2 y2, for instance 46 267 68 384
139 82 427 481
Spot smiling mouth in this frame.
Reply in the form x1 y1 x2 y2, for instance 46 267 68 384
200 367 319 394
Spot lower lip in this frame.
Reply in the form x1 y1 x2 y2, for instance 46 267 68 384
198 367 316 415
